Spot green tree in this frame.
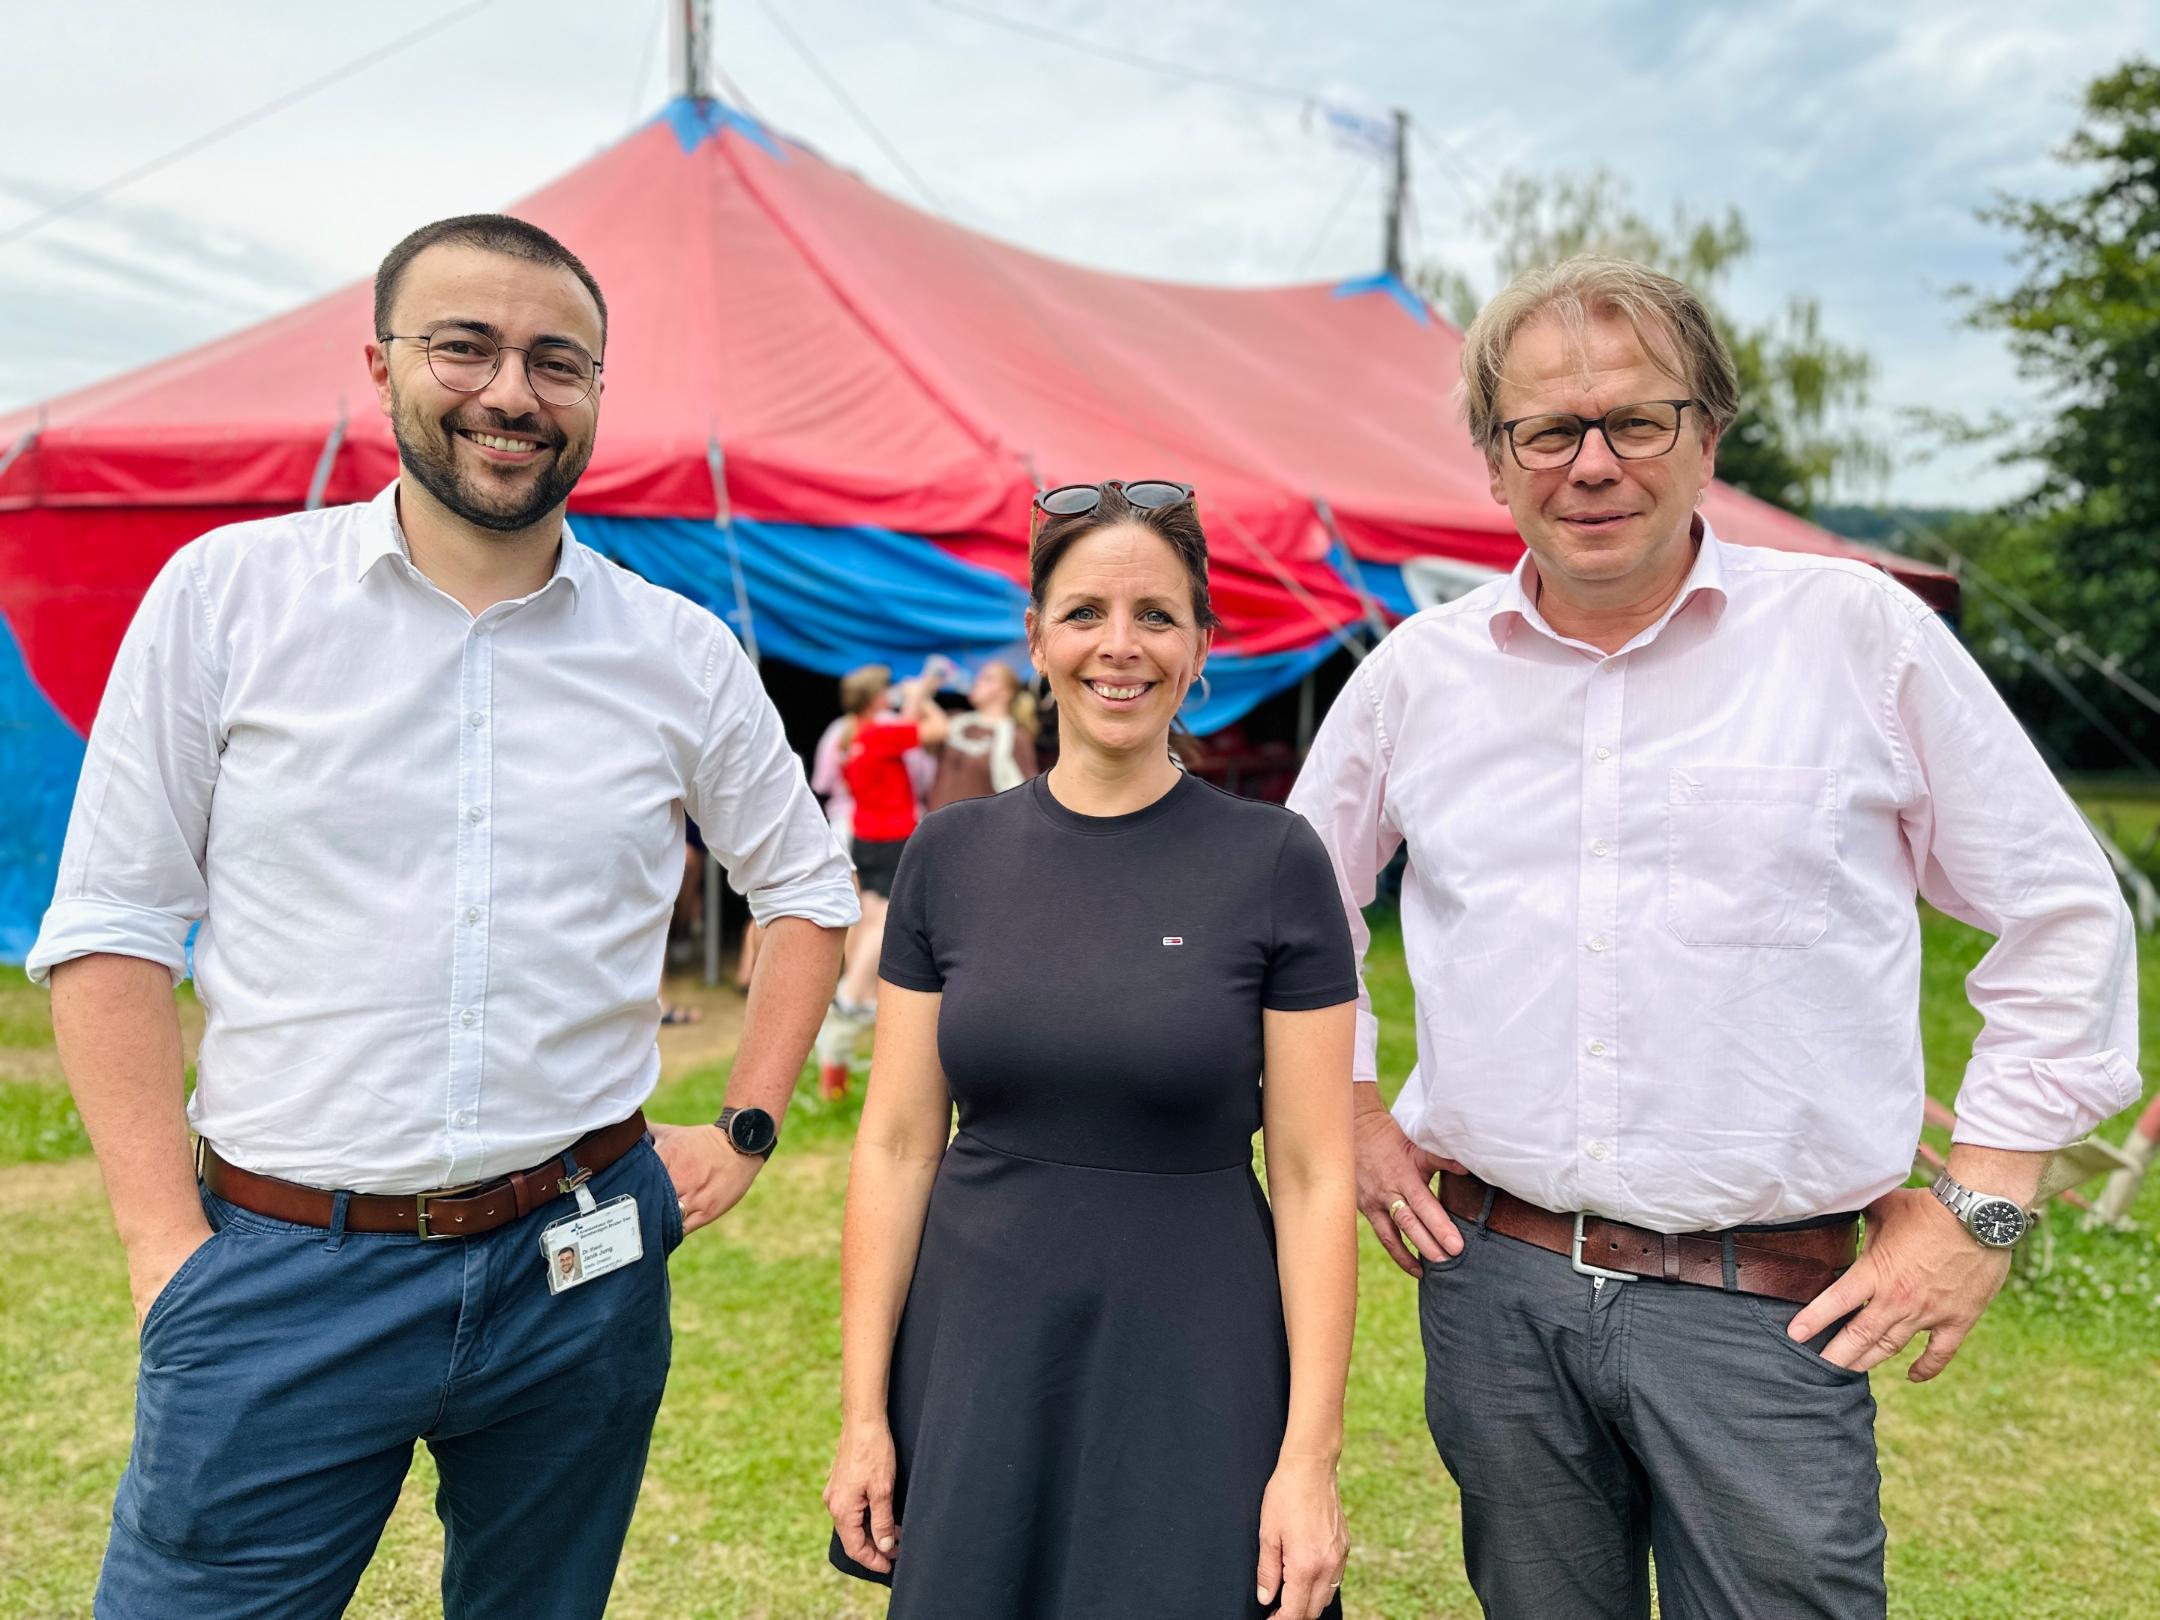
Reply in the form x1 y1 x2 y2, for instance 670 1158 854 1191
1414 170 1879 515
1952 58 2160 771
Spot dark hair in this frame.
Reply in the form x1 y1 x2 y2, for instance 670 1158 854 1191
1028 485 1221 630
373 214 608 348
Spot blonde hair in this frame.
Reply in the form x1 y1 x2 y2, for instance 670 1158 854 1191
979 661 1038 736
1458 255 1738 456
838 664 891 718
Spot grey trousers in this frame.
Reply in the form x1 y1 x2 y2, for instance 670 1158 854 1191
1420 1218 1887 1620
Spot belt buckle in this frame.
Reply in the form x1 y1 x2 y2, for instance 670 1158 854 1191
414 1182 483 1241
1569 1212 1638 1283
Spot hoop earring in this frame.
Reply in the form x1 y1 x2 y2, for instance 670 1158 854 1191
1192 673 1212 708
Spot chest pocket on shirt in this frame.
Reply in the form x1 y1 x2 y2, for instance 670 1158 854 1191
1666 765 1839 948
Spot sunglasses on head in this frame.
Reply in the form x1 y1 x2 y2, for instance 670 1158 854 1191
1033 479 1195 518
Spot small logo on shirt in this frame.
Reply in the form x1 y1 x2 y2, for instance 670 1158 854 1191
1163 936 1184 946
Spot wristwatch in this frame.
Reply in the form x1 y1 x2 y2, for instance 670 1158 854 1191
1929 1171 2032 1248
716 1105 778 1160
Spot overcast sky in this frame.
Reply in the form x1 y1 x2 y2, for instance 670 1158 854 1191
3 0 2153 507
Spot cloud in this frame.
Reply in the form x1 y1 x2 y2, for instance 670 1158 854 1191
0 0 2153 506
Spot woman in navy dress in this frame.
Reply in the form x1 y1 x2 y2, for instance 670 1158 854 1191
824 481 1358 1619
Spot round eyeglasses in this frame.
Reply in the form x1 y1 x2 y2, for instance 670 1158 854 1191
379 325 602 408
1497 399 1699 471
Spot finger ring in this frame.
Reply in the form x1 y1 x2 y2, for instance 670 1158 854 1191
1387 1197 1409 1225
678 1199 689 1216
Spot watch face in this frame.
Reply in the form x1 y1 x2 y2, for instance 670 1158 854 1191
1968 1198 2028 1247
728 1107 777 1156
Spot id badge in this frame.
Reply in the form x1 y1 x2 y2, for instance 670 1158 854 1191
541 1178 644 1295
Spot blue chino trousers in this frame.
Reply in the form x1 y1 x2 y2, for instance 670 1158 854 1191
96 1134 683 1619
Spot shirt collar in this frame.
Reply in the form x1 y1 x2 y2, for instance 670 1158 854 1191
1485 514 1728 655
356 479 587 604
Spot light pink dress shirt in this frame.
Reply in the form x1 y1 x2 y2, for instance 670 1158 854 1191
1288 527 2140 1231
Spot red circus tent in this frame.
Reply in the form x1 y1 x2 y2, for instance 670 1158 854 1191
0 95 1951 956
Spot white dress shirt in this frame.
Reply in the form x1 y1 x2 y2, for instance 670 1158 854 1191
30 485 858 1192
1288 526 2140 1231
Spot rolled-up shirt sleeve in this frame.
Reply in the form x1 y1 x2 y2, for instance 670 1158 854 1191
1286 656 1404 1084
1893 612 2141 1149
688 625 860 931
28 547 223 987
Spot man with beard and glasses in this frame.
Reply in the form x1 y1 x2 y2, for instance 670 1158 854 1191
32 215 859 1619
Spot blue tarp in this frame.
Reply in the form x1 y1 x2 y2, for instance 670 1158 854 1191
1326 542 1417 620
0 616 87 960
0 513 1350 958
576 514 1335 734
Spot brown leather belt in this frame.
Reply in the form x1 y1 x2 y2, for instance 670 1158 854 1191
1438 1171 1856 1306
200 1111 648 1240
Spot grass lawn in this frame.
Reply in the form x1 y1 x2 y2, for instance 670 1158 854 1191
3 908 2158 1619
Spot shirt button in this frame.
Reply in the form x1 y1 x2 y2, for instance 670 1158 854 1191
454 1109 476 1127
467 806 485 823
460 1009 477 1028
1591 839 1610 858
1588 935 1608 953
464 907 481 925
1594 746 1612 762
1587 1038 1607 1056
468 711 485 727
1586 1140 1610 1161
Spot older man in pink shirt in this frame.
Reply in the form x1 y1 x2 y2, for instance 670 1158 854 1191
1288 256 2138 1619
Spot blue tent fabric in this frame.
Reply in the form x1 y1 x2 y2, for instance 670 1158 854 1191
577 515 1029 675
1184 639 1337 730
1326 542 1416 620
575 515 1328 733
0 515 1339 959
0 618 87 959
660 98 786 159
1329 272 1431 324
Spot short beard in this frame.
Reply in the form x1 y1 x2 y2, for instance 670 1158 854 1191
392 393 592 534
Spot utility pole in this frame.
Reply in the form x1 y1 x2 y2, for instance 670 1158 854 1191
1382 107 1409 279
670 0 714 102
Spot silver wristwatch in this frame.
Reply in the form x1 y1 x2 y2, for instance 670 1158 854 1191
1929 1171 2032 1248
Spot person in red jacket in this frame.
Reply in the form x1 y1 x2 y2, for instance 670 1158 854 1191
836 664 949 1016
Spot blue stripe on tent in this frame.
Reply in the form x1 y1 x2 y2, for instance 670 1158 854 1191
0 516 1337 961
574 514 1326 736
577 515 1028 673
1326 542 1416 621
657 96 787 160
0 616 88 960
1187 638 1337 730
1330 271 1431 324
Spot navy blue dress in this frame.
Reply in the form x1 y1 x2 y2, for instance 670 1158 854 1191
830 773 1355 1619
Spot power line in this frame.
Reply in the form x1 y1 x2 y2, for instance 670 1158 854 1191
1408 120 1495 215
755 0 951 213
0 0 494 252
625 0 666 126
1293 164 1370 276
927 0 1433 282
926 0 1313 105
